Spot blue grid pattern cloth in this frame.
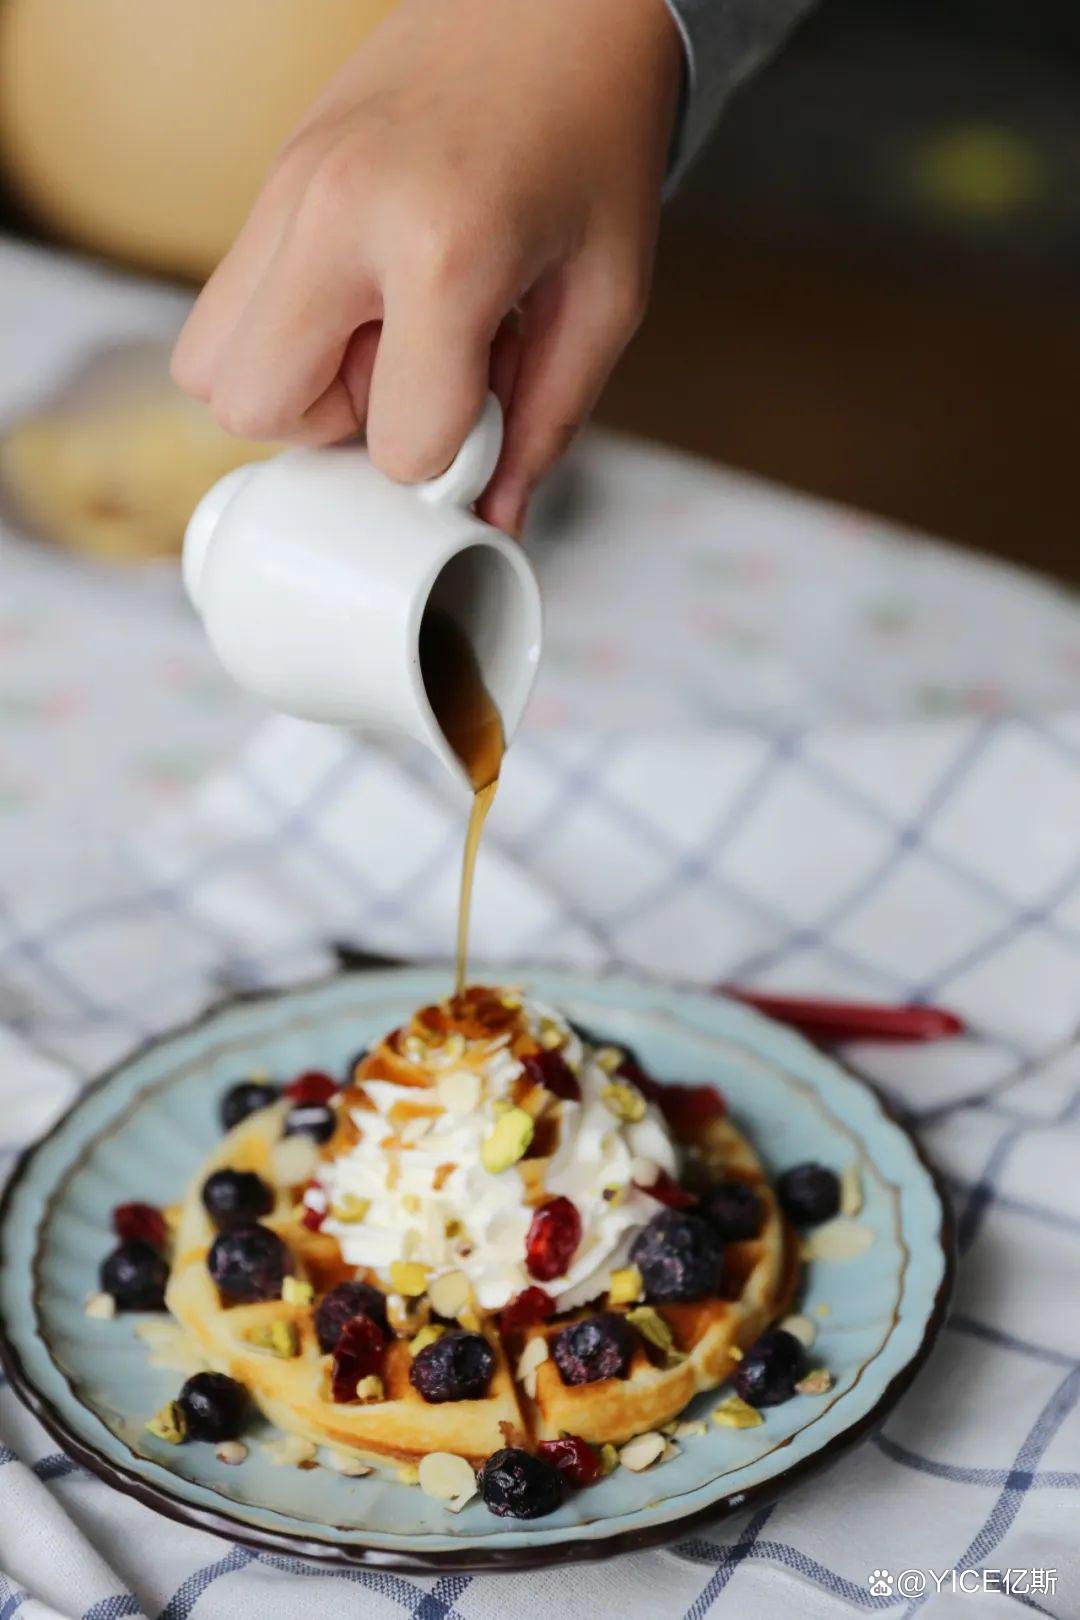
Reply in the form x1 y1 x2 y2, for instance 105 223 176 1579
1 708 1079 1620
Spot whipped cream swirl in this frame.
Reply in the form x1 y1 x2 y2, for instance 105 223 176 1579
308 996 678 1312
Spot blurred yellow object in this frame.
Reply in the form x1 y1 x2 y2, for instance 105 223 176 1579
904 123 1046 224
0 0 396 280
1 344 277 562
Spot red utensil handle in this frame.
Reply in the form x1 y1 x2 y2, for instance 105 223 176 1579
722 987 964 1043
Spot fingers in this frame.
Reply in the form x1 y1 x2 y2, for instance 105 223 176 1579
478 253 647 535
364 261 509 482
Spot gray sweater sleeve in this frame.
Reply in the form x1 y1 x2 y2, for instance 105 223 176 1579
663 0 817 185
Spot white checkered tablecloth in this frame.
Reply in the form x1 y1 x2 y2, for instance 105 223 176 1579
1 239 1079 1620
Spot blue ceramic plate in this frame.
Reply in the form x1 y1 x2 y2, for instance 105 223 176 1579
0 968 951 1570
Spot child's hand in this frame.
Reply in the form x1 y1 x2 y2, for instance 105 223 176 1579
171 0 680 534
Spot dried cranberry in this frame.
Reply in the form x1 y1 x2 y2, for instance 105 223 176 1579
500 1286 555 1335
112 1202 168 1252
525 1197 582 1282
300 1202 326 1232
657 1083 726 1141
330 1313 386 1401
521 1048 580 1102
537 1435 601 1488
285 1070 338 1105
637 1169 698 1210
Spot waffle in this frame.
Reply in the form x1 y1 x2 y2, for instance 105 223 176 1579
166 1081 797 1464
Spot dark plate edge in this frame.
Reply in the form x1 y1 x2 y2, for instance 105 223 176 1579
0 969 956 1574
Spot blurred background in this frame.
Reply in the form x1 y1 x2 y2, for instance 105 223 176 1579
0 0 1077 580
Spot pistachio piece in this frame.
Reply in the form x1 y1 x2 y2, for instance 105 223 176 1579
282 1277 314 1306
390 1261 429 1297
598 1442 619 1477
146 1401 187 1444
249 1319 300 1358
331 1194 370 1224
600 1080 646 1123
409 1323 448 1356
608 1265 643 1306
712 1394 764 1429
594 1046 624 1074
480 1106 534 1173
627 1305 673 1353
355 1374 385 1402
397 1463 421 1485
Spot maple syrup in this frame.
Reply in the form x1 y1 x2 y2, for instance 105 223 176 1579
418 608 505 992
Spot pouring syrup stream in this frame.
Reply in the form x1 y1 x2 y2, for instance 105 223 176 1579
419 608 505 992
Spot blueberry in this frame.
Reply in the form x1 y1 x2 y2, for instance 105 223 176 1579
702 1179 763 1242
314 1281 390 1353
409 1331 495 1403
283 1102 336 1144
630 1209 725 1303
219 1080 280 1133
207 1222 291 1304
735 1328 805 1407
177 1371 249 1441
201 1169 274 1230
552 1312 635 1385
100 1240 168 1311
477 1447 565 1519
777 1164 840 1226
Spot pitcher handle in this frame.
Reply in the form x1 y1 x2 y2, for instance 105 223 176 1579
415 392 503 512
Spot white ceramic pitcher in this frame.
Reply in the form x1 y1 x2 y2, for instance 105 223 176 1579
182 393 542 789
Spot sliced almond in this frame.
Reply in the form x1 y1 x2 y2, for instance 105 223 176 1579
419 1451 477 1507
673 1420 707 1439
84 1290 115 1320
428 1269 472 1320
215 1441 248 1465
397 1462 421 1485
323 1449 373 1477
618 1431 666 1472
260 1435 318 1467
659 1440 681 1464
795 1368 833 1396
779 1314 817 1349
270 1134 319 1189
400 1115 434 1145
801 1217 875 1263
839 1162 863 1218
630 1157 660 1187
515 1335 549 1399
436 1069 482 1114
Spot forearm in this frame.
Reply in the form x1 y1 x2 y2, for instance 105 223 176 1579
663 0 817 185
